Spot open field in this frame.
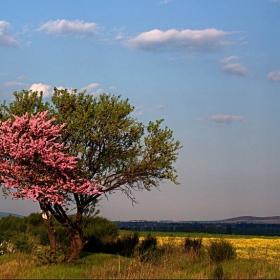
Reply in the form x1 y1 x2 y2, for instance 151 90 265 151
1 232 280 279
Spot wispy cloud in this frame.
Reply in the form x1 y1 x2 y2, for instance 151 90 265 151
209 114 244 124
222 63 248 76
37 20 98 36
267 71 280 82
0 21 18 46
220 55 239 63
80 83 105 96
126 28 231 52
108 85 116 91
4 81 28 87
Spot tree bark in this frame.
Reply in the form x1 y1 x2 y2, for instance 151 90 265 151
39 199 57 262
65 228 84 262
44 217 56 262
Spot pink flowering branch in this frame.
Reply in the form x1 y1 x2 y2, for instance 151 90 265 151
0 111 104 204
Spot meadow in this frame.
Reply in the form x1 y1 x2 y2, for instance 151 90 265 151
1 232 280 279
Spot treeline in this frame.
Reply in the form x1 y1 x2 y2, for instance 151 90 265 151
117 221 280 236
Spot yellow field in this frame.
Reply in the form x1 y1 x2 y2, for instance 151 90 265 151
148 236 280 262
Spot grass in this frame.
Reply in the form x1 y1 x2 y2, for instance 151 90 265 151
1 232 280 279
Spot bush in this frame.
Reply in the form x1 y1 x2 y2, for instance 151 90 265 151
184 237 202 256
138 234 163 263
11 232 33 253
208 239 236 263
114 231 139 257
83 216 119 252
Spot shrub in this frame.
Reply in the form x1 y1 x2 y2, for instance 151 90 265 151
11 233 33 253
83 216 119 252
113 231 139 257
138 234 163 263
208 239 236 263
184 237 202 256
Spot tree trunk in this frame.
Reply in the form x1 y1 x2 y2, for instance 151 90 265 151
39 199 57 262
44 217 56 262
65 228 84 262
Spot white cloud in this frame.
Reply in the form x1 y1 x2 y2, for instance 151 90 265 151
267 71 280 82
80 83 100 92
29 83 53 97
4 81 28 87
126 28 230 52
37 20 98 36
80 83 105 96
220 55 239 63
222 63 248 76
209 114 243 124
0 21 18 46
29 84 72 96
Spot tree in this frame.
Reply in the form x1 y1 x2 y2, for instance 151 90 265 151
0 89 181 261
0 111 104 261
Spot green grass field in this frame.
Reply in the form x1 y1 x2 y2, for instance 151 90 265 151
1 232 280 279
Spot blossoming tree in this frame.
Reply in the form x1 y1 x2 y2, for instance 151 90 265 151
0 111 104 261
0 89 181 261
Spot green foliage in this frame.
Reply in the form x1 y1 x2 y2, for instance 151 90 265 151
1 89 181 194
83 216 119 252
0 89 181 261
11 232 33 253
114 231 139 257
208 239 236 264
0 215 26 233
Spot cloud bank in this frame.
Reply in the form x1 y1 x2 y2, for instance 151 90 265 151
0 21 18 46
127 28 230 52
37 20 98 36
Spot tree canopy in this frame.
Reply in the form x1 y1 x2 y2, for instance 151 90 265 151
0 88 181 261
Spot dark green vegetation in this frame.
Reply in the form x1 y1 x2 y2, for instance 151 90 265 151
0 89 181 261
117 220 280 236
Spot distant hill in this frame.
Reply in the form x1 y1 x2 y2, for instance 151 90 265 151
0 212 23 218
218 216 280 224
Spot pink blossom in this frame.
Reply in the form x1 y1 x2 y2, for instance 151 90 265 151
0 111 104 204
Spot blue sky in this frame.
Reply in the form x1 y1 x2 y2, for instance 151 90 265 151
1 0 280 221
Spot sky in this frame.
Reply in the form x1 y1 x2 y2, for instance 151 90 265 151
0 0 280 221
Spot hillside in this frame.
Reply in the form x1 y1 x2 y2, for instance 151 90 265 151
0 212 23 218
219 216 280 224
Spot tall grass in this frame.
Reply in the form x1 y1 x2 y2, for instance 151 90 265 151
1 234 280 279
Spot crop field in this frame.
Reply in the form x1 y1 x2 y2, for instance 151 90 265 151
150 235 280 262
